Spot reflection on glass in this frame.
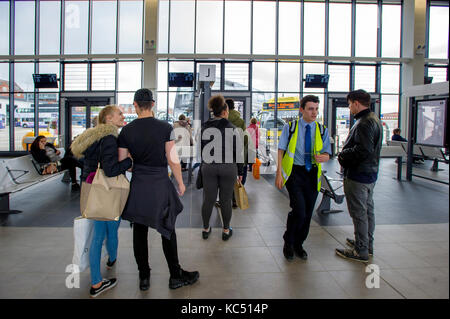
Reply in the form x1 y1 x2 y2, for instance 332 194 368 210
170 0 195 53
14 63 35 92
64 0 89 54
381 64 400 94
14 93 34 151
15 1 35 55
253 1 276 55
278 62 300 92
304 2 325 56
119 0 143 54
92 0 117 54
382 5 401 58
429 6 450 59
92 63 116 91
40 0 61 55
118 61 142 91
355 4 378 57
355 65 376 93
279 1 301 56
428 67 448 83
0 1 9 55
329 3 351 57
225 63 249 91
224 0 251 54
64 63 88 91
38 93 59 138
158 0 169 54
252 62 275 92
196 0 223 54
328 65 350 92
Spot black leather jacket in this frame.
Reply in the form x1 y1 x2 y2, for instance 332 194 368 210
338 109 383 175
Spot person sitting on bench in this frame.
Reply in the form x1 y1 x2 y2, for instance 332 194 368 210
391 128 424 164
29 135 81 190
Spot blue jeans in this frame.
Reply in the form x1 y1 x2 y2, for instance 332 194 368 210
89 218 121 286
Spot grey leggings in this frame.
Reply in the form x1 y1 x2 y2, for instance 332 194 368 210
201 163 238 229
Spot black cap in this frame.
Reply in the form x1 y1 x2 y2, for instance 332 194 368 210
134 88 154 102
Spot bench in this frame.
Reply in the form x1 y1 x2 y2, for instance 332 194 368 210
316 172 345 214
0 150 67 214
380 145 405 180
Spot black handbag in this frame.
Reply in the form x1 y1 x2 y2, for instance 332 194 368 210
196 164 203 189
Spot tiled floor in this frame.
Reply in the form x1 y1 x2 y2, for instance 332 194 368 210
0 158 448 299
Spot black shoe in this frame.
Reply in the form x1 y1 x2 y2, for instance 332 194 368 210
90 278 117 298
106 258 116 269
222 228 233 241
335 248 369 263
294 246 308 260
139 277 150 291
71 183 80 191
169 269 199 289
346 238 373 256
283 243 294 261
202 227 211 240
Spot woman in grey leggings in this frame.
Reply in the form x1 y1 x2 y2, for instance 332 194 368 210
200 95 244 241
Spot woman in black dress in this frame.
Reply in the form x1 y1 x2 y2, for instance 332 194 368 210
118 88 199 291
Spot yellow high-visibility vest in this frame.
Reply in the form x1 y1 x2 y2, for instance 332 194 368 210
281 120 324 191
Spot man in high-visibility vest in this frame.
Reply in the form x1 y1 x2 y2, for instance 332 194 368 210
275 95 331 261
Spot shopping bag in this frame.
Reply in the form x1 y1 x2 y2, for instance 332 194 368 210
72 217 94 273
83 164 130 221
233 180 249 210
252 158 261 180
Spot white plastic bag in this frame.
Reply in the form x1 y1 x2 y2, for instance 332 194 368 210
72 217 107 272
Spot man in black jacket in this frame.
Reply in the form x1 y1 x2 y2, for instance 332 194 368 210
335 90 382 263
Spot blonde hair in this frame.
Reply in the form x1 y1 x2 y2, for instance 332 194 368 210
98 105 119 125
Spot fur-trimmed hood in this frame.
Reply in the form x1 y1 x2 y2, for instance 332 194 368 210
71 124 119 159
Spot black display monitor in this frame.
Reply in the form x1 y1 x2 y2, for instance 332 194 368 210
304 74 329 88
415 97 448 148
32 74 58 89
168 72 194 87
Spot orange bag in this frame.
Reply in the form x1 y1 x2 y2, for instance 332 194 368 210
252 158 261 180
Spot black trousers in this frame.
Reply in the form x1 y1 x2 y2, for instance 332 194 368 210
283 165 319 247
132 222 181 279
60 156 82 183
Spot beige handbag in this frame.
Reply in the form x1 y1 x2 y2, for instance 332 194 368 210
233 180 249 210
81 164 130 221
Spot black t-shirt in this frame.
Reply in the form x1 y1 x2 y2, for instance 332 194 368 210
117 117 174 167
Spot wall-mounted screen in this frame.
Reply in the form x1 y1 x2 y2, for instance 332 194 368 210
304 74 329 88
168 72 194 87
416 98 448 147
32 74 58 89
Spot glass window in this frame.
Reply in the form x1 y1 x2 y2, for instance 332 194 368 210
428 6 449 59
224 0 251 54
278 62 300 92
224 63 249 91
381 64 400 94
157 0 169 54
64 63 88 91
92 63 116 91
38 93 59 137
252 62 275 92
170 0 195 53
279 1 301 56
168 61 194 91
38 62 60 93
0 1 10 55
158 61 168 91
0 63 9 92
252 92 275 121
64 0 89 54
253 0 276 55
170 91 194 123
277 93 300 124
428 67 448 83
355 65 376 93
303 62 324 93
355 4 378 57
119 0 143 54
381 94 399 142
156 92 168 120
39 0 61 55
329 3 351 57
304 2 325 56
196 0 223 54
14 62 35 92
117 92 136 124
196 62 221 90
15 1 35 55
14 93 34 151
117 61 142 91
382 5 401 58
327 65 350 92
0 62 9 151
92 0 117 54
